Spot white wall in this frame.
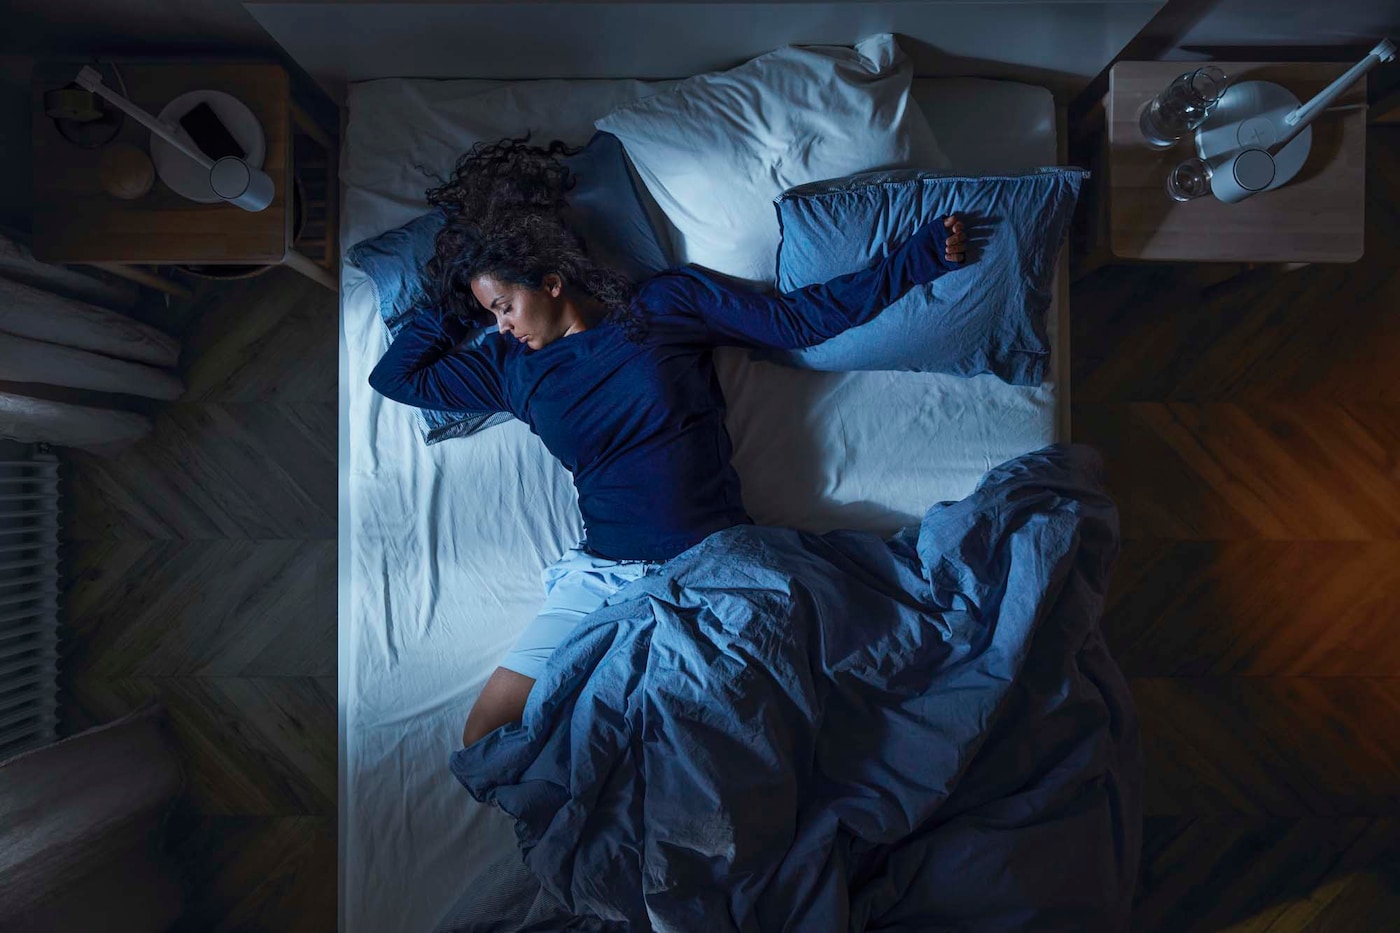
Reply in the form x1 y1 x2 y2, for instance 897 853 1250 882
1169 0 1399 55
4 0 279 57
245 1 1167 102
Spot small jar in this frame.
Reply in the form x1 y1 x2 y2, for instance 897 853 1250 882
1166 157 1213 201
98 143 155 199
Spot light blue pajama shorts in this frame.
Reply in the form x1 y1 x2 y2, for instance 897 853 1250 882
499 545 662 681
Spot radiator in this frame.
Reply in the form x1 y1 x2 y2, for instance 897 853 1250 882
0 456 61 759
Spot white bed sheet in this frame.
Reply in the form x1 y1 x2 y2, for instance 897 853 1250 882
339 76 1062 933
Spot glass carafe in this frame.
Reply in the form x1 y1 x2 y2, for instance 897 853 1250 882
1139 66 1230 149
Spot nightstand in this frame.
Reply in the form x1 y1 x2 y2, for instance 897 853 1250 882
1074 61 1367 276
31 60 338 293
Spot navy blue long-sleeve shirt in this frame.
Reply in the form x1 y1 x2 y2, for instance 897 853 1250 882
369 222 951 561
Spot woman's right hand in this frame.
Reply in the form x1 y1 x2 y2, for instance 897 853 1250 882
940 214 967 265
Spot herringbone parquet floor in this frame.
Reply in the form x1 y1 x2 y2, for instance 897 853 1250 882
55 126 1398 932
59 266 338 932
1074 124 1400 931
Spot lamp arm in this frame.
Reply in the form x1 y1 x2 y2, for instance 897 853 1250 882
74 66 214 170
1273 38 1396 152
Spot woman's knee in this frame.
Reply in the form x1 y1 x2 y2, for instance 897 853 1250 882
463 667 536 745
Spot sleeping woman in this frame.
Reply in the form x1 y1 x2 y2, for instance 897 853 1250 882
368 140 969 745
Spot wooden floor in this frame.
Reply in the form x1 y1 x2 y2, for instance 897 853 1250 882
56 127 1397 931
1073 124 1400 931
59 266 338 932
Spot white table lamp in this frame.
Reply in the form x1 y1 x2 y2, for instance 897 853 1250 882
73 66 275 212
1196 39 1395 203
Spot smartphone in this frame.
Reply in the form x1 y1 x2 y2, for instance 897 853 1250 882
179 102 245 161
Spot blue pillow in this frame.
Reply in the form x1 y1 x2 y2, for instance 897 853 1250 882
559 131 673 284
767 168 1085 384
347 131 673 444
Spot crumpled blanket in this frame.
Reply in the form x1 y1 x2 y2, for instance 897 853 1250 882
450 444 1141 931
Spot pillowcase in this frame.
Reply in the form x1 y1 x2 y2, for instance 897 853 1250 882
767 167 1086 385
346 131 673 444
347 209 511 444
558 131 674 284
595 33 948 288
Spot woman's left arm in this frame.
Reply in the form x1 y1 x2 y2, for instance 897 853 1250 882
646 217 965 351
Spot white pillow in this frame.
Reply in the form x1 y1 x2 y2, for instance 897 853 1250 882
595 34 949 287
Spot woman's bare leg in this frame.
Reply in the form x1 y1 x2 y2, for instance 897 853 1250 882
463 667 535 745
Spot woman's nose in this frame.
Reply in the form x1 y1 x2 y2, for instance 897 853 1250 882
496 318 512 335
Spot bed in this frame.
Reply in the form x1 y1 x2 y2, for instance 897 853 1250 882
339 75 1069 932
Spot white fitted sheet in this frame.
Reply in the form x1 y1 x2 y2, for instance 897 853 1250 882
339 76 1064 933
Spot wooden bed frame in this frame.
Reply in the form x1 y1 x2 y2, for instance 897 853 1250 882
264 6 1157 926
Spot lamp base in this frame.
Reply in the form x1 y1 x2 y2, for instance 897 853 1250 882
1195 80 1311 191
150 90 267 203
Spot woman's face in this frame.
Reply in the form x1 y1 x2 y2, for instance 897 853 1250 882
470 274 569 351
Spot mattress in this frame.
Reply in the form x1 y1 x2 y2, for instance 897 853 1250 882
339 76 1063 933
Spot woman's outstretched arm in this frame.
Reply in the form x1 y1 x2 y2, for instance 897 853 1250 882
644 215 967 351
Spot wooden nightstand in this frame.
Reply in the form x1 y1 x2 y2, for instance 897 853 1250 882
1074 61 1367 275
31 60 338 293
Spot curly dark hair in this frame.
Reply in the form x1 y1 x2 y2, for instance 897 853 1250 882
426 136 577 225
420 137 640 335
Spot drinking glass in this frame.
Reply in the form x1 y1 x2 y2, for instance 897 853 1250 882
1166 157 1213 201
1139 66 1230 149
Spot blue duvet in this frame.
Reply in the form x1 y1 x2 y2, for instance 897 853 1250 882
450 445 1141 931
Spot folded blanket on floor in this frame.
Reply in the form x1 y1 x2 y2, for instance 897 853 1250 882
449 444 1141 932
